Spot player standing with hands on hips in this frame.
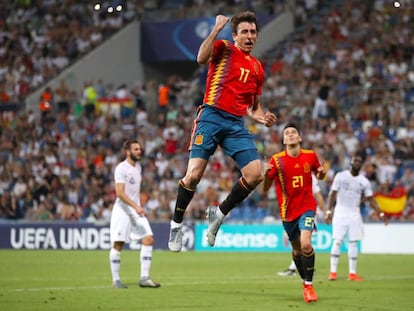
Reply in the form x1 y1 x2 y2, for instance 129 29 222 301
109 140 160 289
326 154 388 281
168 11 277 251
263 123 326 303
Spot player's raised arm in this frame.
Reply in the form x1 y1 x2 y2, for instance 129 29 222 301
197 15 229 64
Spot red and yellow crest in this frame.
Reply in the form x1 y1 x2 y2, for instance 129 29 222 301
303 162 311 173
195 134 204 145
254 62 259 75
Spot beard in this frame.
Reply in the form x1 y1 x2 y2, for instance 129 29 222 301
130 154 141 163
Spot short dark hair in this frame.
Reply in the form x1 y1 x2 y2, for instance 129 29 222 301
230 11 259 34
123 140 140 151
283 123 301 135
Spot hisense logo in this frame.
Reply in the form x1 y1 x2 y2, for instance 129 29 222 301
201 230 279 248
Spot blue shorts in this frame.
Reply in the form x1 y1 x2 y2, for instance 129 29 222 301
189 104 259 169
283 210 316 242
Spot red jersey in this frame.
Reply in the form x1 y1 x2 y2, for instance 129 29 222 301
267 149 321 222
203 40 264 116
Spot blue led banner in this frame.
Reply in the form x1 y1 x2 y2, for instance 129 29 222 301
195 223 352 253
141 17 231 62
0 222 194 250
141 14 273 62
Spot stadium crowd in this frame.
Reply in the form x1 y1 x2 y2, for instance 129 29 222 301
0 0 414 223
1 0 280 105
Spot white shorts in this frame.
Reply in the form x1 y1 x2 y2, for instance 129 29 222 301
110 205 153 244
332 214 364 241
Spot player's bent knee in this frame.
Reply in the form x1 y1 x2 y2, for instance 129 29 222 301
254 173 264 185
141 235 154 246
113 241 124 251
184 167 205 187
301 244 313 254
242 168 264 187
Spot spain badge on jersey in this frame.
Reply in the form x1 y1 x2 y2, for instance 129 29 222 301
254 62 259 75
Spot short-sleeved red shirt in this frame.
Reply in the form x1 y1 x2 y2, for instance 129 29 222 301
203 40 264 116
267 149 321 221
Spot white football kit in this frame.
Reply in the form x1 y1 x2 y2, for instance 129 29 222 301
312 175 323 223
312 174 320 195
110 160 153 243
330 170 373 241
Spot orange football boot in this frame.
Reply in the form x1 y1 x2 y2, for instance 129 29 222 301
303 284 318 303
328 272 337 281
348 273 364 281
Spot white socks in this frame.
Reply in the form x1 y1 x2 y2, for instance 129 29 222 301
140 245 153 279
330 240 341 273
110 245 154 282
348 241 359 274
109 248 121 282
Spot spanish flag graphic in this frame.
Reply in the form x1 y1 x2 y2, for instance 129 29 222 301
375 187 407 216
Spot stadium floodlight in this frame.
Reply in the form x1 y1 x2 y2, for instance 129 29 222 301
106 0 126 13
113 0 126 12
93 1 101 11
93 0 126 12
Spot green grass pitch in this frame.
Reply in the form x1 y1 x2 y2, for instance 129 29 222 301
1 250 413 310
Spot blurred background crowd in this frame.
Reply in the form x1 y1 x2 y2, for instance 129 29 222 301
0 0 413 224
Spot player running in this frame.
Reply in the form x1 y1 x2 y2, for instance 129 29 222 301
264 123 326 303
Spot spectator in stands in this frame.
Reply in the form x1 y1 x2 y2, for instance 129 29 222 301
39 86 53 121
312 78 330 126
82 81 98 119
54 79 71 113
157 81 170 126
0 190 18 219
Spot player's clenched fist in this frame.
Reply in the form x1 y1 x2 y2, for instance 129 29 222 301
215 15 229 30
264 111 277 127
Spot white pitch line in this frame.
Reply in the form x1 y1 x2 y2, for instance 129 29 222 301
9 285 110 292
6 279 274 292
6 275 414 292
